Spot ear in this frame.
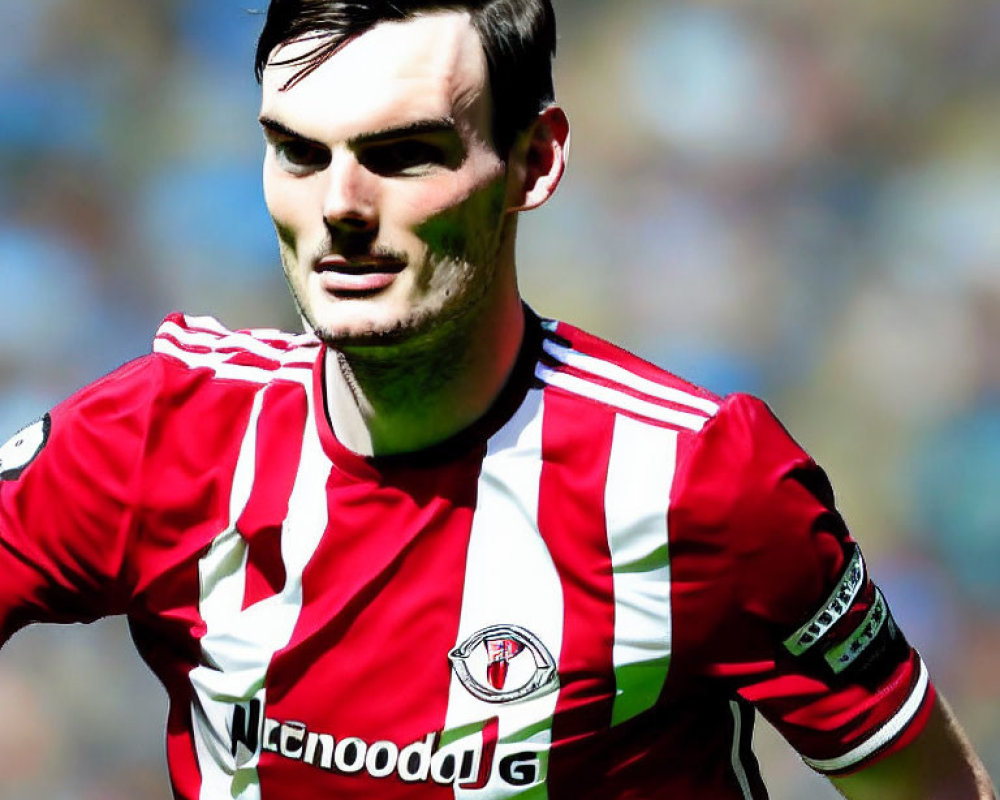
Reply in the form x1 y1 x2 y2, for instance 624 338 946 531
506 105 570 214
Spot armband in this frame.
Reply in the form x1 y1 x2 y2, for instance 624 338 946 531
783 543 865 657
782 544 909 688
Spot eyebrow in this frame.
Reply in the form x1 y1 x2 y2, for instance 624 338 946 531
258 116 325 149
258 115 458 147
351 118 458 146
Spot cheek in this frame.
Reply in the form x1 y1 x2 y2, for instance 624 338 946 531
263 171 326 257
413 176 507 261
391 147 506 227
263 163 315 231
386 175 473 228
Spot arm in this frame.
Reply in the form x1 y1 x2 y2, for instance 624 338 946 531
685 396 993 796
830 694 996 800
0 358 157 643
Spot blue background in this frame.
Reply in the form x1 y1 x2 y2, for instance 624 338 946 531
1 1 999 795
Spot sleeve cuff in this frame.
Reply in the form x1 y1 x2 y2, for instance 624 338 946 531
801 657 935 775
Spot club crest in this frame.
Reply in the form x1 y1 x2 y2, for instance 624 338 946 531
448 624 558 704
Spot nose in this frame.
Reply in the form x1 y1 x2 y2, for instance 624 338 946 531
322 149 378 234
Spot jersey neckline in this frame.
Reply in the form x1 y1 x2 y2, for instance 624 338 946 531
311 306 545 480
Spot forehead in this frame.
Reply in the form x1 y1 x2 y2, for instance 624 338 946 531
260 11 489 139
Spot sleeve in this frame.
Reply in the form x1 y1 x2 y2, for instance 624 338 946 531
0 356 162 645
679 393 934 776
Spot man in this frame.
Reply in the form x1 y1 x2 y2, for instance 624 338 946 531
0 0 994 797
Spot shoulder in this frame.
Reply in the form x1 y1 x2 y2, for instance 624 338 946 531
152 312 320 386
536 316 812 467
538 319 846 610
672 393 848 629
536 317 723 433
14 314 320 483
44 313 319 431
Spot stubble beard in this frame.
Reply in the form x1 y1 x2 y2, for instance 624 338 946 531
283 246 504 410
280 239 500 363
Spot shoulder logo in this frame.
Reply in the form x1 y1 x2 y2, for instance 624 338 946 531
0 414 51 481
448 624 558 703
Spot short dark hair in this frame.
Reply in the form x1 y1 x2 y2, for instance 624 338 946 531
254 0 556 156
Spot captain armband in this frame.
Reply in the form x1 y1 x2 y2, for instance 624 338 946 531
782 544 909 688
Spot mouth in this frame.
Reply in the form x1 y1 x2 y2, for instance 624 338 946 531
314 254 406 296
315 254 407 274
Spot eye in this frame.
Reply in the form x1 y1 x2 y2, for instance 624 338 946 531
270 136 331 175
357 139 456 176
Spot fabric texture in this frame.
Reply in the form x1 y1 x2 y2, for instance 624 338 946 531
0 311 933 799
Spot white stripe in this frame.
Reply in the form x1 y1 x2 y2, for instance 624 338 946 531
604 417 676 726
189 384 331 798
186 316 315 346
729 701 754 800
541 336 720 416
444 388 562 799
170 314 317 349
154 337 313 386
183 315 231 335
536 363 710 431
177 314 229 335
157 318 318 364
802 658 931 773
190 389 263 800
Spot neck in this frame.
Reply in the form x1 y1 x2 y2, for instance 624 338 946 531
323 288 526 457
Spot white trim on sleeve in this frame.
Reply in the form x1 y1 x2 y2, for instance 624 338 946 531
801 657 931 774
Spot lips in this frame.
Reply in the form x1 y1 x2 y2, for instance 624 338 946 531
314 254 406 294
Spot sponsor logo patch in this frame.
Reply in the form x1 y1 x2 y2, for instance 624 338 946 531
448 624 558 703
0 414 51 481
230 700 542 789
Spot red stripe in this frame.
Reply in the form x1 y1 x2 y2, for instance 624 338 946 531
162 315 230 338
543 361 714 421
261 453 483 798
157 331 315 368
162 312 317 351
125 370 261 799
239 382 309 609
164 703 205 800
537 377 711 435
535 389 619 797
168 320 233 339
545 320 721 407
157 331 215 355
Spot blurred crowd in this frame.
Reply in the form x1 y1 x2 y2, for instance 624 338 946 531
1 0 998 796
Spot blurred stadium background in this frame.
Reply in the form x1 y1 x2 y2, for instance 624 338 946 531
1 0 999 796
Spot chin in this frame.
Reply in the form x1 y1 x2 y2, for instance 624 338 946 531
309 310 423 350
311 302 466 354
302 294 398 342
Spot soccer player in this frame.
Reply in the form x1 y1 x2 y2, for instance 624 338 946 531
0 1 994 797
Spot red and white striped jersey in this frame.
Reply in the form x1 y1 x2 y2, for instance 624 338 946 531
0 311 933 799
